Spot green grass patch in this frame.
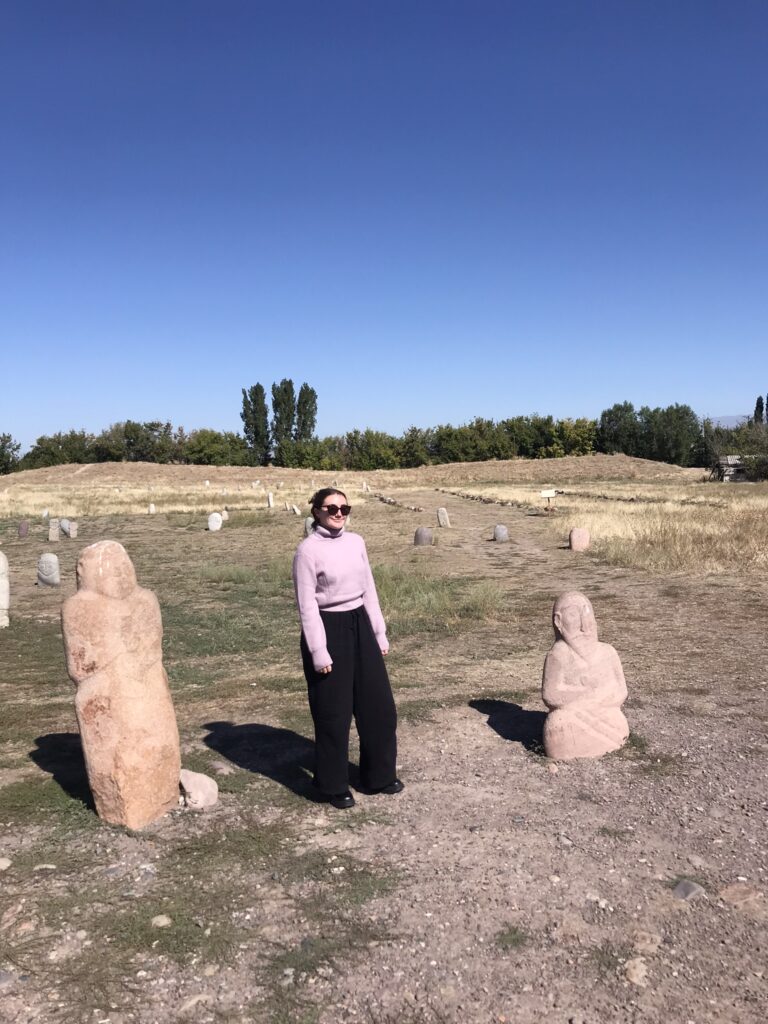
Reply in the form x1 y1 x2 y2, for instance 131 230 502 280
495 924 528 950
0 776 98 829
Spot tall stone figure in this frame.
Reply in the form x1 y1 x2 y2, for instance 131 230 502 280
541 591 629 760
61 541 181 829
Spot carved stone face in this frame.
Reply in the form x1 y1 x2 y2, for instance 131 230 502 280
38 553 60 582
553 592 598 647
77 541 137 599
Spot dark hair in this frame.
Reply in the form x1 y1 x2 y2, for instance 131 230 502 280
311 485 350 528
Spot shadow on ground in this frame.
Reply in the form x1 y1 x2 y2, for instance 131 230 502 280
203 720 359 800
30 732 95 809
469 699 546 753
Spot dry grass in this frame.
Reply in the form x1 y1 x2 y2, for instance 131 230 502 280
0 454 697 518
466 479 768 575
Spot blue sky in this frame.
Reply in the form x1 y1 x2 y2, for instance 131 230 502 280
2 1 766 452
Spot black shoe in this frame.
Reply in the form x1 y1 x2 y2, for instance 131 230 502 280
328 790 355 810
370 779 404 796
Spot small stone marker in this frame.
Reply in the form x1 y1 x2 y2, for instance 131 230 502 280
42 509 49 520
267 492 274 509
542 592 629 759
179 769 219 811
208 512 223 532
569 527 590 552
60 518 70 535
48 518 60 542
205 480 210 487
0 552 9 628
148 503 156 515
436 507 451 528
284 501 291 512
37 552 60 587
414 527 433 546
493 524 509 543
221 509 229 521
252 481 259 489
18 520 29 539
67 521 78 540
61 540 181 830
292 505 302 516
304 516 315 537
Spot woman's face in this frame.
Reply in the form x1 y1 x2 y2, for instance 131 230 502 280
313 492 350 528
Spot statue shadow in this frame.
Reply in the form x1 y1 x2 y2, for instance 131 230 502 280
29 732 95 810
469 700 547 755
202 720 356 801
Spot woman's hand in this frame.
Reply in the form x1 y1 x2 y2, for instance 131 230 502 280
317 664 333 674
380 647 389 657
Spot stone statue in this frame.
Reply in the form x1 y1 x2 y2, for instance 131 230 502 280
0 552 9 628
37 553 60 587
208 512 223 532
541 591 629 760
61 541 181 829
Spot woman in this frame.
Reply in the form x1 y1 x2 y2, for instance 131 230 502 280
292 487 402 809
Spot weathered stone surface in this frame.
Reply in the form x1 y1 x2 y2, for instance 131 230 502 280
292 504 302 516
17 520 29 539
414 527 434 546
436 507 451 528
493 525 509 543
541 592 629 760
208 513 223 532
673 879 705 901
61 540 181 830
304 516 315 537
569 527 590 552
68 522 78 539
0 552 8 628
624 957 648 986
61 519 77 538
179 769 219 811
48 518 60 543
37 553 60 587
60 518 71 535
267 492 274 508
220 509 229 521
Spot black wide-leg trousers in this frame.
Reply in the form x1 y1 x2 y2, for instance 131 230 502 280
300 606 397 795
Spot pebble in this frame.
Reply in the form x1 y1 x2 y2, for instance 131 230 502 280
624 957 648 986
151 915 172 928
673 880 705 901
686 853 708 870
0 858 11 872
33 864 57 872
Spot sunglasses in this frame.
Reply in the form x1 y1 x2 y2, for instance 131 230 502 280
319 504 351 516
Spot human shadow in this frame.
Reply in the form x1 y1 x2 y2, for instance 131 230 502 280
202 720 357 800
29 732 95 810
469 699 546 754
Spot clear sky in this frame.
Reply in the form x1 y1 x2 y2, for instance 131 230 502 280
2 1 766 452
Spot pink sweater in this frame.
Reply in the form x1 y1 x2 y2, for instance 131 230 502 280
292 525 388 670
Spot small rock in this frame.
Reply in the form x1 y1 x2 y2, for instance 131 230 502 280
673 879 705 901
179 769 219 811
33 864 57 872
624 957 648 986
686 853 708 870
179 993 214 1014
0 858 11 872
151 914 172 928
547 763 559 774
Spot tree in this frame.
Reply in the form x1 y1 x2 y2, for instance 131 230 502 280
20 430 94 469
597 402 639 456
186 429 250 466
241 384 270 466
0 433 21 474
271 378 296 465
754 395 764 424
295 383 318 442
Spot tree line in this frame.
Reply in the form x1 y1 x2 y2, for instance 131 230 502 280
2 389 768 475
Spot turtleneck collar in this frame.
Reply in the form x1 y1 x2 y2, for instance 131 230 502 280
313 524 345 539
